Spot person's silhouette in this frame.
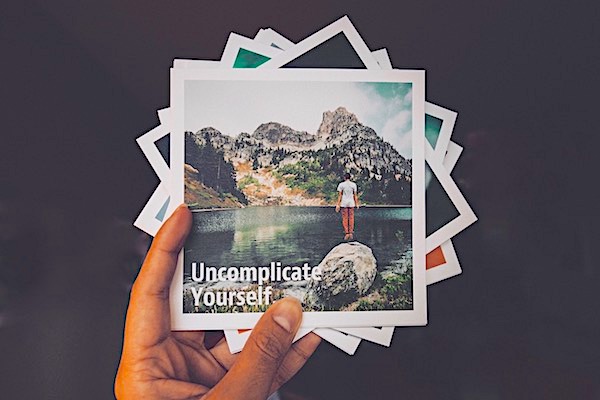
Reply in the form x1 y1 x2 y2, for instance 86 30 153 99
335 173 360 240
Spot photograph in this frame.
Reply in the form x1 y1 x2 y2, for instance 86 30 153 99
168 69 426 329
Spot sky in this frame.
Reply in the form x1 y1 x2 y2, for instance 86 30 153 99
185 80 413 158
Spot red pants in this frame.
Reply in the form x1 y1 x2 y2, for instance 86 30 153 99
341 207 355 234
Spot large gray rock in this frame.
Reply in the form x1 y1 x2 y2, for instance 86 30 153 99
304 242 377 309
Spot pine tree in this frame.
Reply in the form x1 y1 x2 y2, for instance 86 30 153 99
185 132 247 204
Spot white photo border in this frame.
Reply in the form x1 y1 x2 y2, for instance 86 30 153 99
137 124 171 185
133 181 170 236
254 28 295 50
425 141 477 252
372 48 392 69
220 32 282 68
444 141 463 172
336 326 394 347
426 239 462 285
426 102 458 165
172 59 220 70
313 328 362 355
224 328 312 354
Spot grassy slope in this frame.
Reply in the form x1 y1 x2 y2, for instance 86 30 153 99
184 164 244 209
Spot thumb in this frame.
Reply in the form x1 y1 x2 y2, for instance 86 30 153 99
208 298 303 399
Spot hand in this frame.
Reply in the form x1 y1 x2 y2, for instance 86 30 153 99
335 205 340 213
115 205 321 399
355 204 360 209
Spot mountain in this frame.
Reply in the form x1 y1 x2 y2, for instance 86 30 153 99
185 107 412 206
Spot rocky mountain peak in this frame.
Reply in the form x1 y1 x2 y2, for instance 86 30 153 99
186 127 234 152
317 107 360 140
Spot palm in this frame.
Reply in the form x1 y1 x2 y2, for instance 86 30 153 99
155 332 231 387
120 330 239 398
174 333 220 382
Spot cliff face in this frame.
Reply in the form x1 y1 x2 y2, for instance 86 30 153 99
252 122 318 150
185 107 412 206
316 106 361 141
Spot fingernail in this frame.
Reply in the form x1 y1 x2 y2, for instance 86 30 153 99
272 299 302 334
177 203 189 210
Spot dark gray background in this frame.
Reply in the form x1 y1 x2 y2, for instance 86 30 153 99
1 1 599 399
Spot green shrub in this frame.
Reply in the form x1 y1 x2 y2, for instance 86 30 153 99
353 274 413 311
238 175 260 190
273 161 339 200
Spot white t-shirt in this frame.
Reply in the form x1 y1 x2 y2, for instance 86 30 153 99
337 180 357 207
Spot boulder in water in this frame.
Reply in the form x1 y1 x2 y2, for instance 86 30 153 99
304 242 377 309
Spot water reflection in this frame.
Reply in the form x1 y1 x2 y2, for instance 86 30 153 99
184 206 412 273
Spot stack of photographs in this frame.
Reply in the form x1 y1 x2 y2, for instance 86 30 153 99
134 16 477 355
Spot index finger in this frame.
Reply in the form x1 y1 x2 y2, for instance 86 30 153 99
124 204 192 348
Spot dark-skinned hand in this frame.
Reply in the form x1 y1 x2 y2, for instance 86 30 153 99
115 205 321 399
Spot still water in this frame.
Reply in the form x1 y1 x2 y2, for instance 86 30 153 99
184 206 411 274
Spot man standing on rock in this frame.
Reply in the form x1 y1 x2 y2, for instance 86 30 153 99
335 172 359 240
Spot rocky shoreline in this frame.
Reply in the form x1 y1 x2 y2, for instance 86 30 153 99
183 241 412 313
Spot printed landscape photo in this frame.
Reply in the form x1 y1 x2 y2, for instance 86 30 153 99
182 80 414 314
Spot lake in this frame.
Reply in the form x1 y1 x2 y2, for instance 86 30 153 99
183 206 412 276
